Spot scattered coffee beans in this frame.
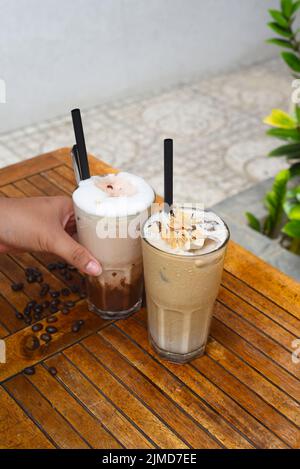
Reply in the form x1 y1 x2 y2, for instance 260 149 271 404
32 323 43 332
46 326 58 334
46 316 57 323
40 333 51 343
48 367 57 376
11 282 24 292
23 366 35 375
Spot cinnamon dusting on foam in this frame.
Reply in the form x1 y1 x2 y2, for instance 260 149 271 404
94 175 137 198
72 172 154 217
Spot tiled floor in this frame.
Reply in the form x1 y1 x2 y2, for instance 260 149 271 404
0 58 292 206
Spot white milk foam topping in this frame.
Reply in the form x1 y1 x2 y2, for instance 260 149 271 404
143 208 229 256
72 172 155 217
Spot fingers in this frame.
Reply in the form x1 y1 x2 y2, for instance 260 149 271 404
51 230 102 276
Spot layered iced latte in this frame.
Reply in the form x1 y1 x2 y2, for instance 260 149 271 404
73 172 154 319
142 206 229 363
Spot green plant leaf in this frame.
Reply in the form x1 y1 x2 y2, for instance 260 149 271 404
283 199 298 215
245 212 261 232
268 142 300 156
282 220 300 237
290 162 300 177
269 9 290 27
286 186 300 203
295 104 300 123
263 109 297 128
281 0 294 18
263 169 291 237
288 203 300 219
268 22 292 37
266 38 294 49
266 127 300 140
291 0 300 14
281 52 300 71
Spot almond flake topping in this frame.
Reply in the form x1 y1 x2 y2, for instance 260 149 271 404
161 209 207 252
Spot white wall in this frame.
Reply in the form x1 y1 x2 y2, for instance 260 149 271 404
0 0 278 133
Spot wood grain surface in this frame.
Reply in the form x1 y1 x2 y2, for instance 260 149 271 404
0 148 299 449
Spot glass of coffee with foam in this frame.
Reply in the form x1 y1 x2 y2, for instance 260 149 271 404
73 172 155 319
142 205 229 363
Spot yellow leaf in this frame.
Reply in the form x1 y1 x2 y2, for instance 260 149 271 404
263 109 297 129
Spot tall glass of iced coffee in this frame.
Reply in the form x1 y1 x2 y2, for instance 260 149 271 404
73 172 154 319
142 206 229 363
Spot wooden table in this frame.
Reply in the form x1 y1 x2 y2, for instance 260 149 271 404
0 148 299 449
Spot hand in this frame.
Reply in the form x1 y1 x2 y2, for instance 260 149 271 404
0 196 102 276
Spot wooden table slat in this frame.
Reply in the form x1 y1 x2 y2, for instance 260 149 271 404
0 302 110 382
225 242 300 318
114 313 300 448
27 364 122 448
211 319 300 403
0 386 54 449
97 324 253 449
45 353 153 449
64 343 190 449
83 333 226 449
27 173 69 197
0 152 63 187
4 375 89 448
222 271 300 336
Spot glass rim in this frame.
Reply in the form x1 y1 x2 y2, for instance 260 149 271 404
72 183 156 220
141 207 230 258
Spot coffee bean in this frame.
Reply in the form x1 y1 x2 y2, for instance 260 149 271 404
24 317 32 325
71 322 81 333
77 319 85 326
42 300 50 308
46 326 58 334
23 366 35 375
25 267 35 276
46 316 57 323
62 308 70 315
27 300 37 309
47 263 57 271
40 333 51 343
39 283 49 297
23 307 32 317
64 272 72 280
48 367 57 376
36 275 43 283
49 305 58 314
27 275 36 284
50 298 60 307
61 288 71 296
15 312 24 320
32 323 43 332
70 285 79 293
11 282 24 292
79 293 87 299
50 290 60 298
33 304 43 314
33 312 42 321
24 335 40 351
65 301 75 308
57 262 67 269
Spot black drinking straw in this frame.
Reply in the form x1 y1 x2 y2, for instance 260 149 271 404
71 108 90 180
71 144 82 183
164 138 173 210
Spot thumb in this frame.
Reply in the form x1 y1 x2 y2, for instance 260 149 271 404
52 230 102 276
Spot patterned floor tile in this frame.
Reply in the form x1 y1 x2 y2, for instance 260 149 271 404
0 58 292 205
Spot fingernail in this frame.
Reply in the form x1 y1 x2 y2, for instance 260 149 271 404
85 260 101 275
